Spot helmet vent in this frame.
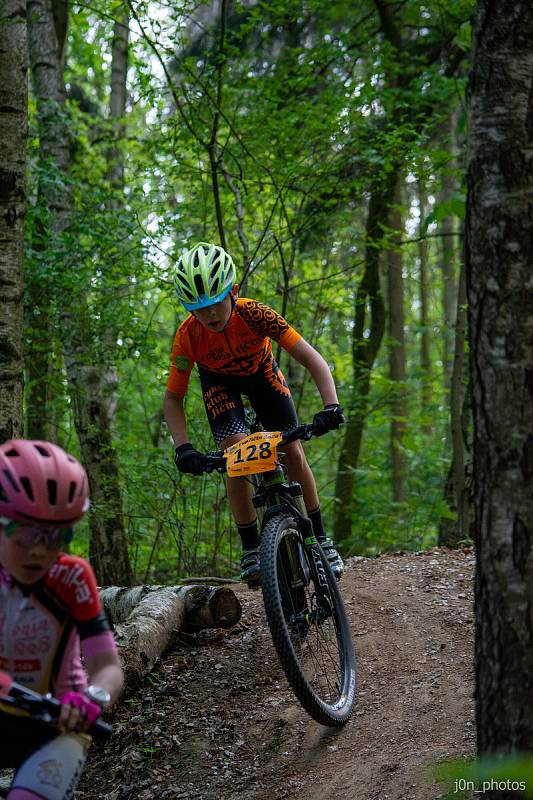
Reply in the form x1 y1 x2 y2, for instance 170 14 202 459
34 445 50 457
47 479 57 506
194 275 206 296
68 481 76 504
3 469 20 493
5 449 19 457
20 477 34 502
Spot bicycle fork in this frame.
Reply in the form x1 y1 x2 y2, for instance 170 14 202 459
278 503 335 628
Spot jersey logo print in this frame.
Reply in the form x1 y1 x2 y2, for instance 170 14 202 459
49 561 95 609
264 359 291 397
198 345 270 376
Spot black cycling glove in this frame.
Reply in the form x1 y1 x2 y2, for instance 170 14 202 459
312 404 345 437
175 443 207 476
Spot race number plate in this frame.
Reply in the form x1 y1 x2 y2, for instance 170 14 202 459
225 431 282 477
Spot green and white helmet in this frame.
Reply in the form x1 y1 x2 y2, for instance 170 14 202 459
174 242 236 310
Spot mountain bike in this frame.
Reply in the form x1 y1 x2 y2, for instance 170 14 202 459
204 420 357 727
0 671 112 798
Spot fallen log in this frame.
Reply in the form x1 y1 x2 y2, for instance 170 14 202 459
100 584 241 630
99 584 242 692
112 588 184 693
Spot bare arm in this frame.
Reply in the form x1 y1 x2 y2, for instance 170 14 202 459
58 648 124 732
84 649 124 706
289 339 339 407
163 390 189 447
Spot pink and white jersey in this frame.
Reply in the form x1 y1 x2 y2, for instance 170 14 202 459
0 554 116 702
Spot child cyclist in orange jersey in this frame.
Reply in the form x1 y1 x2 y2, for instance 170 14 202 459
163 242 345 585
0 440 123 800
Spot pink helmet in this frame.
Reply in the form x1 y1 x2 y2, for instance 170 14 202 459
0 440 89 526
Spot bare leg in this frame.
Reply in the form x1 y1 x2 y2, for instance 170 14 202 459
278 440 319 511
219 433 256 525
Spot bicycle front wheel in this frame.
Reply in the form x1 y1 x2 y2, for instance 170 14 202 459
260 513 357 726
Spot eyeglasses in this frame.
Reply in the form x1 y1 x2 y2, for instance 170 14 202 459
0 519 74 551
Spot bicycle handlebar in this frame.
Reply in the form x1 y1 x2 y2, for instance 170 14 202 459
0 671 112 738
203 422 315 474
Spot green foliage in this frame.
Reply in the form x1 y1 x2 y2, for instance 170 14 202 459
423 192 466 230
434 755 533 799
22 0 474 580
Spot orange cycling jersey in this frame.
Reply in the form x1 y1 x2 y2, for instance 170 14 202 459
167 298 302 396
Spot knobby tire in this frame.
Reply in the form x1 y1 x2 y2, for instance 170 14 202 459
260 513 357 726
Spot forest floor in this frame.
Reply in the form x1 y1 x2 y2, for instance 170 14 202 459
78 547 475 800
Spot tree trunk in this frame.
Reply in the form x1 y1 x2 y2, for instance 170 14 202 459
0 1 27 442
101 8 129 423
26 0 70 441
439 257 469 547
100 584 242 693
418 184 432 434
334 178 394 546
100 584 242 630
112 588 185 694
108 10 129 188
67 364 133 585
467 0 533 769
440 115 458 393
387 179 407 502
27 0 132 586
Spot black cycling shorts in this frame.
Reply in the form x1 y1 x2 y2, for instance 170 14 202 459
198 358 298 445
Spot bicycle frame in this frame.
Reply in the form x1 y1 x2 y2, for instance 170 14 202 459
249 462 333 614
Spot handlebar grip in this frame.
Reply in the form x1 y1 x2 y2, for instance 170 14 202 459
43 692 113 737
280 423 314 446
203 451 226 474
92 717 113 737
0 677 113 737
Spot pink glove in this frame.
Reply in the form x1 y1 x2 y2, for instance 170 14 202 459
60 691 101 724
0 670 12 696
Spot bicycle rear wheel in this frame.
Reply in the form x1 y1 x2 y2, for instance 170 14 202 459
260 513 357 726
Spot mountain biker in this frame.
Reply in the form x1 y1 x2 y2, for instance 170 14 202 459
163 242 345 586
0 439 123 800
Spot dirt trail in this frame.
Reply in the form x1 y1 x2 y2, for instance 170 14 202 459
79 548 475 800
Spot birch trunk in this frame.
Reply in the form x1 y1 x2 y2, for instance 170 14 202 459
26 0 69 441
0 1 27 442
28 0 132 585
100 585 242 692
102 9 129 423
